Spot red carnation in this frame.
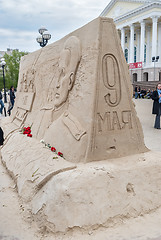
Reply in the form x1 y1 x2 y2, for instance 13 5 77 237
58 152 63 157
51 147 56 152
22 126 32 137
27 134 32 137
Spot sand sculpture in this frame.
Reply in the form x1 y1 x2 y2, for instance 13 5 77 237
2 17 157 234
3 17 146 163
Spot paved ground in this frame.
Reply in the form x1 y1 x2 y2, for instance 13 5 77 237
0 102 9 118
133 98 161 152
1 98 161 240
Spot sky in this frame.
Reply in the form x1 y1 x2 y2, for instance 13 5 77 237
0 0 110 53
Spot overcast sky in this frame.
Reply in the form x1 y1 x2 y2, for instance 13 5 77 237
0 0 110 53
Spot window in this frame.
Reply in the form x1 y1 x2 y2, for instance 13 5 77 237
125 36 127 43
134 33 136 41
144 44 146 63
125 48 128 62
143 72 148 82
133 73 137 82
134 46 137 63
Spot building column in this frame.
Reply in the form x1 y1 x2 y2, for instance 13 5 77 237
130 24 134 63
121 27 125 54
151 16 158 58
158 22 161 62
136 29 140 62
140 20 145 63
146 26 151 65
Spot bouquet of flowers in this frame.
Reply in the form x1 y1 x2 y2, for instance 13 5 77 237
21 126 32 137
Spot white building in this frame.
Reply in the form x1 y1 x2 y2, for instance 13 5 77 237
100 0 161 89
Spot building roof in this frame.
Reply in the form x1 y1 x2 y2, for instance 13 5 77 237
100 0 161 28
100 0 161 17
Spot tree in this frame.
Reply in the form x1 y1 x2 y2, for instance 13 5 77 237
2 50 28 89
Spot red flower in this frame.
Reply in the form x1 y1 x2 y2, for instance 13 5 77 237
27 134 32 137
23 127 31 133
22 126 32 136
58 152 63 157
51 147 56 152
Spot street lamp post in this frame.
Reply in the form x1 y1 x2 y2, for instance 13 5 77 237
0 58 7 116
36 26 51 47
152 56 159 81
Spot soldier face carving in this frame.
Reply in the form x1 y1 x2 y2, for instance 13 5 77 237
54 36 81 109
54 48 74 108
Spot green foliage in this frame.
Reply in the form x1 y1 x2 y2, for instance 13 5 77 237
1 50 28 90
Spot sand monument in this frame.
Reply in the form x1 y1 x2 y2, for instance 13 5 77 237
2 17 158 234
3 17 146 162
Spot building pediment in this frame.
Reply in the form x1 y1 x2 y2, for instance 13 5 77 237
114 1 161 24
100 0 158 19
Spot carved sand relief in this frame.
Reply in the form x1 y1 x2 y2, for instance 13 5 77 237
97 110 132 133
12 92 35 127
19 68 35 93
86 18 146 161
97 54 132 132
102 54 121 107
9 18 146 163
42 36 87 150
2 17 146 164
13 108 27 127
0 17 149 234
11 65 36 127
99 54 132 132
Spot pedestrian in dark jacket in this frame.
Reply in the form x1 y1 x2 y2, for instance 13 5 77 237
7 86 16 116
0 90 4 115
0 127 4 145
152 83 161 129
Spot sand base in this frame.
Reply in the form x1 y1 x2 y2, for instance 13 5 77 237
1 99 161 239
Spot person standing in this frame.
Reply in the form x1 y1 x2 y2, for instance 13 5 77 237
7 86 16 116
152 83 161 129
134 86 138 99
0 90 4 116
0 127 4 145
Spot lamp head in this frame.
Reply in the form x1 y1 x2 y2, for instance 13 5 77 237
36 35 43 43
43 31 51 40
38 26 47 35
1 60 6 67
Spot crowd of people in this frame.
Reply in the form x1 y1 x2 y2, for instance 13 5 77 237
134 83 161 130
0 86 16 117
134 86 153 99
